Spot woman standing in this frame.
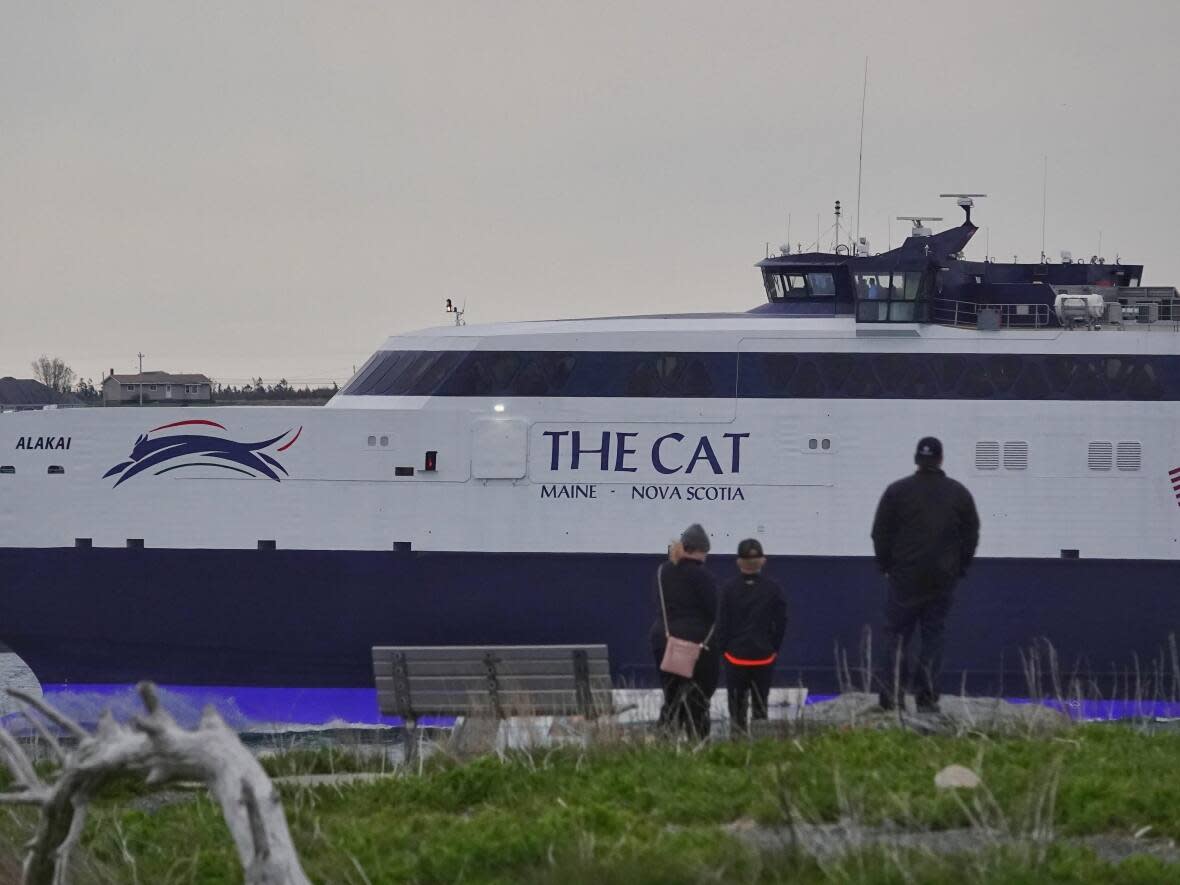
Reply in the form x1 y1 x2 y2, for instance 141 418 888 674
651 524 721 738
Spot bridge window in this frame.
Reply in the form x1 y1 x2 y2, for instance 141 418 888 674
764 274 786 302
763 272 835 302
806 273 836 296
856 270 929 323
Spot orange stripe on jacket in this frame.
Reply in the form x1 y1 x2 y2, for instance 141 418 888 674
724 652 777 667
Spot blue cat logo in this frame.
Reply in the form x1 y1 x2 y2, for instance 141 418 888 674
104 419 302 487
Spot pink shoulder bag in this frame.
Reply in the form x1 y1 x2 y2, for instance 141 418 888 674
658 564 716 678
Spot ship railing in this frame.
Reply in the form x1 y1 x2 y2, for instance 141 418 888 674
930 299 1052 330
1114 296 1180 326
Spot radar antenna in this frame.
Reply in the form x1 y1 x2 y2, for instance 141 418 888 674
939 193 987 225
896 215 943 238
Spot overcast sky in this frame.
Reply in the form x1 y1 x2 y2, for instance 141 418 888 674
2 1 1178 386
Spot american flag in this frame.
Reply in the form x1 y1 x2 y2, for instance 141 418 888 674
1171 467 1180 506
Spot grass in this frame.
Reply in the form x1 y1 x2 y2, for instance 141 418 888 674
2 723 1180 883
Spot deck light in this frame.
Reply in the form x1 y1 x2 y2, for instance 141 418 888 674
493 403 505 412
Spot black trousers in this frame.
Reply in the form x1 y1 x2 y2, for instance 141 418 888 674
879 588 952 709
653 644 719 738
725 661 774 730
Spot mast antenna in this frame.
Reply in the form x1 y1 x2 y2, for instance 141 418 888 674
444 298 467 326
1040 155 1048 262
855 57 868 244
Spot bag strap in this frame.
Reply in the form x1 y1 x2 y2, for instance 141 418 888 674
659 561 718 649
657 563 670 638
701 621 716 651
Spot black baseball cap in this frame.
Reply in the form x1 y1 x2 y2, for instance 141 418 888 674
915 436 943 462
737 538 765 559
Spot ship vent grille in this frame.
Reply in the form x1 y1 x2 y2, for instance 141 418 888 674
1003 441 1029 470
1116 441 1142 471
1088 441 1113 470
975 441 1000 470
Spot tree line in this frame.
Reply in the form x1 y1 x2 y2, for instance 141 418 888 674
30 356 339 403
215 378 339 400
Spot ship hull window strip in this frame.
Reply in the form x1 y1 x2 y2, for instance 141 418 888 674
341 350 1180 401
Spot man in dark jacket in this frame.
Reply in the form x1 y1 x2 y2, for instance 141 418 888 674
651 523 721 738
721 539 786 732
871 437 980 713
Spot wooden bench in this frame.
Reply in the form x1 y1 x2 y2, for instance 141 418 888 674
372 644 615 759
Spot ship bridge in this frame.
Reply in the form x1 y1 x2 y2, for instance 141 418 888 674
754 201 1153 331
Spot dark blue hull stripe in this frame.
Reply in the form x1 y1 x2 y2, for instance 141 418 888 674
3 548 1180 696
344 350 1180 400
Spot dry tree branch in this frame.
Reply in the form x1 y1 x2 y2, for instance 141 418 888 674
0 682 311 885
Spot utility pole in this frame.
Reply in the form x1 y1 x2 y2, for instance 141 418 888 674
137 352 144 406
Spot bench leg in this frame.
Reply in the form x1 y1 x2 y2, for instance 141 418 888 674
404 717 418 767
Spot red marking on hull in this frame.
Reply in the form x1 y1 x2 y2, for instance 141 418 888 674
149 419 227 433
277 426 303 452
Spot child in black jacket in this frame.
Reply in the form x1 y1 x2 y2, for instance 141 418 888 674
721 539 787 731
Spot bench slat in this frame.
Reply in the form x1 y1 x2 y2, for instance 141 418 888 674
378 690 614 716
376 675 612 694
373 659 610 678
372 645 608 663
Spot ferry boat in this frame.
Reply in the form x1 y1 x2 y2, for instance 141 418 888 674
3 195 1179 704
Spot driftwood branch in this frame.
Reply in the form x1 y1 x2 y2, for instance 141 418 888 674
8 688 87 741
0 682 311 885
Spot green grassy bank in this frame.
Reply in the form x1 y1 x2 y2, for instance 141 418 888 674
3 725 1180 883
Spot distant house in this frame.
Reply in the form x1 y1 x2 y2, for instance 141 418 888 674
102 371 213 405
0 377 82 408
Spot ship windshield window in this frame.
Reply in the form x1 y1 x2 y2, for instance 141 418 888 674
786 274 807 293
854 274 890 300
806 273 836 296
763 273 786 302
903 272 922 300
857 300 889 322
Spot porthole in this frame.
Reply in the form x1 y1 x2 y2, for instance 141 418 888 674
380 435 389 447
367 435 376 447
808 438 818 450
821 438 831 450
47 465 65 475
0 466 14 475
